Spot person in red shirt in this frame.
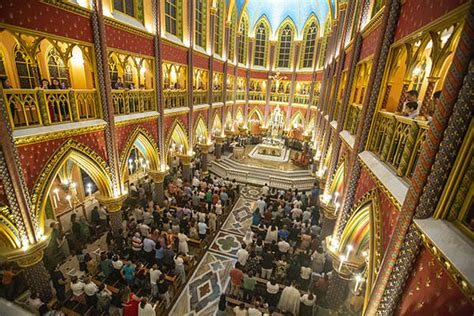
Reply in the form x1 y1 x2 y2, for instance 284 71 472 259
229 262 244 298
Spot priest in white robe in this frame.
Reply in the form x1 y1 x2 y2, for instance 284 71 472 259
277 282 301 315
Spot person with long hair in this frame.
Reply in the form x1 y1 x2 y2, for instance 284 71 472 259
138 297 157 316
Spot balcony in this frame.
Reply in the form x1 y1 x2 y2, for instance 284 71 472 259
226 90 233 102
111 89 155 115
344 103 362 135
212 90 223 103
4 89 100 130
163 89 187 109
294 94 310 105
192 90 208 105
249 91 265 101
368 111 429 179
236 90 245 101
270 92 289 103
312 95 319 107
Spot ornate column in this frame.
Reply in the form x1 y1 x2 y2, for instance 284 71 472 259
198 143 213 175
214 135 225 160
286 42 301 129
327 0 402 308
91 0 126 228
420 76 438 116
368 5 474 313
244 41 254 123
232 34 240 124
187 0 195 146
306 40 322 126
180 153 194 182
96 194 127 233
396 79 411 112
149 169 168 207
381 82 393 109
207 7 216 135
264 44 276 125
220 25 230 130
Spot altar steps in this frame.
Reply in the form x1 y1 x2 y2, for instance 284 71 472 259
209 156 315 191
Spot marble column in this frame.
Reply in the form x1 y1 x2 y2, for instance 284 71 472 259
198 143 213 176
264 44 276 125
214 135 225 160
420 76 438 117
180 154 194 182
149 169 168 207
15 246 52 302
396 80 411 112
325 272 349 308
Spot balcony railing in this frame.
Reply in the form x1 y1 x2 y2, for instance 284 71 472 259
3 88 101 130
192 90 208 105
270 92 289 103
249 91 265 101
294 94 310 105
344 103 362 135
369 111 429 178
112 89 155 114
212 90 223 103
163 89 187 109
236 90 245 101
312 95 319 107
226 90 233 102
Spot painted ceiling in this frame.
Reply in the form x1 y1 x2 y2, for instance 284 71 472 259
234 0 336 39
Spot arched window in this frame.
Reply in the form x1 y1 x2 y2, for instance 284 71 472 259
14 44 36 89
301 21 318 68
165 0 181 38
114 0 135 17
124 64 133 87
254 22 268 67
109 57 119 87
277 24 293 68
214 0 224 56
47 48 69 87
228 9 237 62
238 14 249 65
195 0 206 48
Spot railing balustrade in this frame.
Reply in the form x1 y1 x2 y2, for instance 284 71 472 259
270 92 289 103
369 111 429 178
249 91 265 101
236 90 245 100
212 90 223 103
73 89 100 120
294 94 310 105
226 90 233 102
192 90 208 105
163 89 187 109
112 89 156 114
312 95 319 107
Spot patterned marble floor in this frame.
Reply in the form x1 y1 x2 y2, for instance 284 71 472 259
169 186 262 316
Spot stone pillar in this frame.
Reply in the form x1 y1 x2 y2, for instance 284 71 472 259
149 169 168 207
198 143 213 176
180 154 194 182
420 76 438 117
207 7 216 134
14 246 52 302
214 135 225 160
381 83 392 109
96 194 127 233
264 44 276 125
325 269 350 308
396 80 411 112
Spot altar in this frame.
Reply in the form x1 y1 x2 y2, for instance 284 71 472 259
256 143 283 156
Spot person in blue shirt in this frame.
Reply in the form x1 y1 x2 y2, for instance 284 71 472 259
121 262 136 285
252 208 262 226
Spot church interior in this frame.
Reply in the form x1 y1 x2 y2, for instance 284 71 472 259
0 0 472 315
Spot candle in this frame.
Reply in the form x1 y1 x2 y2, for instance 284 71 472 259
52 195 58 208
66 195 72 208
338 255 346 272
53 188 60 201
354 275 362 292
346 244 353 259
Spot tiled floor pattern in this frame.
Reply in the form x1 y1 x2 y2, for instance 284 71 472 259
169 186 262 315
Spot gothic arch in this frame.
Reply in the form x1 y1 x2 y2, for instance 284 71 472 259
165 119 189 156
193 114 208 142
30 139 114 234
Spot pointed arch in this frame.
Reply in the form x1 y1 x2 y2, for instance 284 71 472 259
30 139 114 233
290 110 305 129
275 17 297 68
328 159 347 202
235 108 244 123
194 114 208 142
212 112 222 133
238 11 250 65
165 119 189 156
247 106 264 125
224 110 233 129
300 14 320 69
0 206 22 249
253 15 271 67
119 127 160 185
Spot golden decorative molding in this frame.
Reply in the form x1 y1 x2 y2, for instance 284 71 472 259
161 37 189 51
95 194 127 213
163 108 190 117
361 7 385 39
359 157 402 211
104 16 154 40
115 114 159 127
148 168 168 183
14 124 106 146
416 224 473 302
42 0 91 17
6 238 49 267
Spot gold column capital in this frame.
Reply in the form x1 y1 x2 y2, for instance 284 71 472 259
198 143 213 154
214 135 226 144
96 193 127 213
148 168 169 183
179 153 195 165
7 239 49 268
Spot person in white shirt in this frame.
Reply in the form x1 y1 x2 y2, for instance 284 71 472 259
215 200 223 215
291 207 303 220
138 297 158 316
300 265 313 289
174 254 186 281
192 176 200 188
256 197 266 215
262 184 270 196
83 277 98 306
178 231 190 255
138 222 150 237
302 209 312 222
277 239 290 255
236 244 249 267
70 276 86 304
233 303 248 316
300 293 316 315
149 264 162 297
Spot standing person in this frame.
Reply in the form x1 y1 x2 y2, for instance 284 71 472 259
138 298 157 316
121 262 136 286
266 279 279 308
310 182 320 207
51 263 66 302
233 303 247 316
216 294 227 316
122 289 140 316
178 230 190 255
261 246 275 279
157 274 171 307
174 254 186 282
197 219 208 240
149 264 162 298
208 211 217 232
143 235 156 264
236 243 249 267
229 263 244 298
83 277 99 307
299 292 316 316
70 276 86 305
131 232 143 260
242 272 257 303
96 284 112 314
278 281 301 315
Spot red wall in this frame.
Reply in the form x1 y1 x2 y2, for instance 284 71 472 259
396 246 473 316
0 1 92 42
193 53 209 69
296 73 313 81
161 42 188 64
237 68 247 77
17 130 107 190
395 0 467 41
116 119 159 155
105 26 154 56
360 27 382 61
213 60 224 73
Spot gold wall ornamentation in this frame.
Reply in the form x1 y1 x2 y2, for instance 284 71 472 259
14 124 106 146
115 115 160 127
